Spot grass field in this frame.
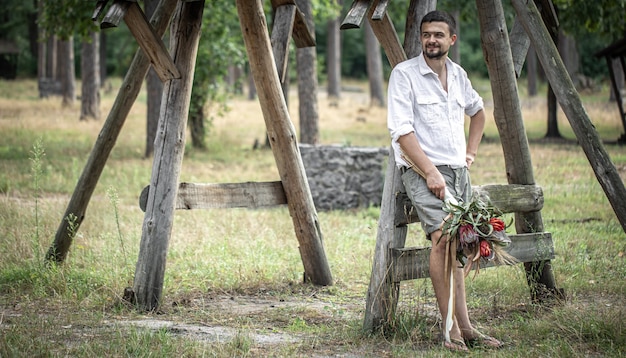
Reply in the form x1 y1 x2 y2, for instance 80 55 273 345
0 77 625 357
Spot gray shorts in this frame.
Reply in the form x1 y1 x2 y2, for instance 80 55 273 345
401 165 472 238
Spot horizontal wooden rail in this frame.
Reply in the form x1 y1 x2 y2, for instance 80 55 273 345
139 181 287 212
390 232 555 282
395 184 544 226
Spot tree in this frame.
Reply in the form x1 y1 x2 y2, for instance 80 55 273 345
80 31 100 119
364 20 385 107
326 0 342 102
296 0 320 144
40 0 100 113
58 36 75 107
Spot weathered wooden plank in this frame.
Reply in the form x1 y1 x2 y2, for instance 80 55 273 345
139 181 287 211
391 232 555 282
124 2 180 81
270 0 315 48
101 0 131 28
271 5 295 83
395 184 544 226
366 2 406 68
237 0 332 286
340 0 371 29
510 17 530 78
133 0 205 311
370 0 389 21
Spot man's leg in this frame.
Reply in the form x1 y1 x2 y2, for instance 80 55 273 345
429 229 463 341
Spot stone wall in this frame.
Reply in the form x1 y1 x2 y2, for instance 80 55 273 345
299 145 389 211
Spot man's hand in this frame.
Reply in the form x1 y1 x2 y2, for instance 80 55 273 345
466 153 475 169
425 169 447 200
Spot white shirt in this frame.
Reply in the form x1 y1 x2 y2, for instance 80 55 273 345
387 54 483 168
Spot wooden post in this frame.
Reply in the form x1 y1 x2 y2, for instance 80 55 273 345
236 0 333 286
46 0 178 263
476 0 560 301
511 0 626 234
132 0 205 311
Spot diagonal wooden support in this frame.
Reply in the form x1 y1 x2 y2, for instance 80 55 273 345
271 4 296 83
101 0 180 82
271 0 315 48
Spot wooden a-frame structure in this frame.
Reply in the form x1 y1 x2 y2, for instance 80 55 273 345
46 0 332 311
341 0 626 333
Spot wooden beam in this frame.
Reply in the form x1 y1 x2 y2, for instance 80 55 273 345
237 0 333 286
101 0 131 28
340 0 371 29
124 2 180 81
395 184 544 226
271 4 296 83
46 0 179 263
366 1 406 67
139 181 287 211
133 0 205 311
371 0 389 21
270 0 315 48
391 233 555 282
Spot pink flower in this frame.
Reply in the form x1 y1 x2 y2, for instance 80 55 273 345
479 240 492 257
459 224 477 245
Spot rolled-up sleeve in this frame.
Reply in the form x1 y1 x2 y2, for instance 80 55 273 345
388 68 416 143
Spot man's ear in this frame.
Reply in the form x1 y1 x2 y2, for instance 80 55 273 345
450 34 458 46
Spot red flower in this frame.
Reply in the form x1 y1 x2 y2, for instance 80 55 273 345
479 240 492 257
490 217 505 232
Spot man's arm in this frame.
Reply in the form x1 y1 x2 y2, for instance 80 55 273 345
398 133 447 200
466 109 486 169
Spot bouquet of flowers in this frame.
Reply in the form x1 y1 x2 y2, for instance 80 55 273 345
441 194 517 276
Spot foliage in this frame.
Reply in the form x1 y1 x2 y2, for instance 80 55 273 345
188 1 246 148
39 0 99 41
553 0 626 40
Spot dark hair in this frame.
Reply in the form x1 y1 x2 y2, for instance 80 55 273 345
421 10 457 36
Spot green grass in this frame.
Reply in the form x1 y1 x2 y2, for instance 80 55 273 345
0 78 625 357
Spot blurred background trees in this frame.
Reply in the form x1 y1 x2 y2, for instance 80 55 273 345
0 0 624 146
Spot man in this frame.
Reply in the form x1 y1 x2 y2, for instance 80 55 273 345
387 10 503 352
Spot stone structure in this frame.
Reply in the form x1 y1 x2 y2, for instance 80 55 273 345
299 145 388 211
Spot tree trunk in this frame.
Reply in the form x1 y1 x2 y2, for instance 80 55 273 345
100 31 107 88
46 36 57 80
80 32 101 121
133 0 205 311
545 28 561 138
545 84 561 137
295 0 319 145
247 64 257 100
527 46 538 96
477 0 559 303
145 0 163 158
364 20 385 107
58 37 75 107
450 9 461 64
37 0 46 79
326 4 341 101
